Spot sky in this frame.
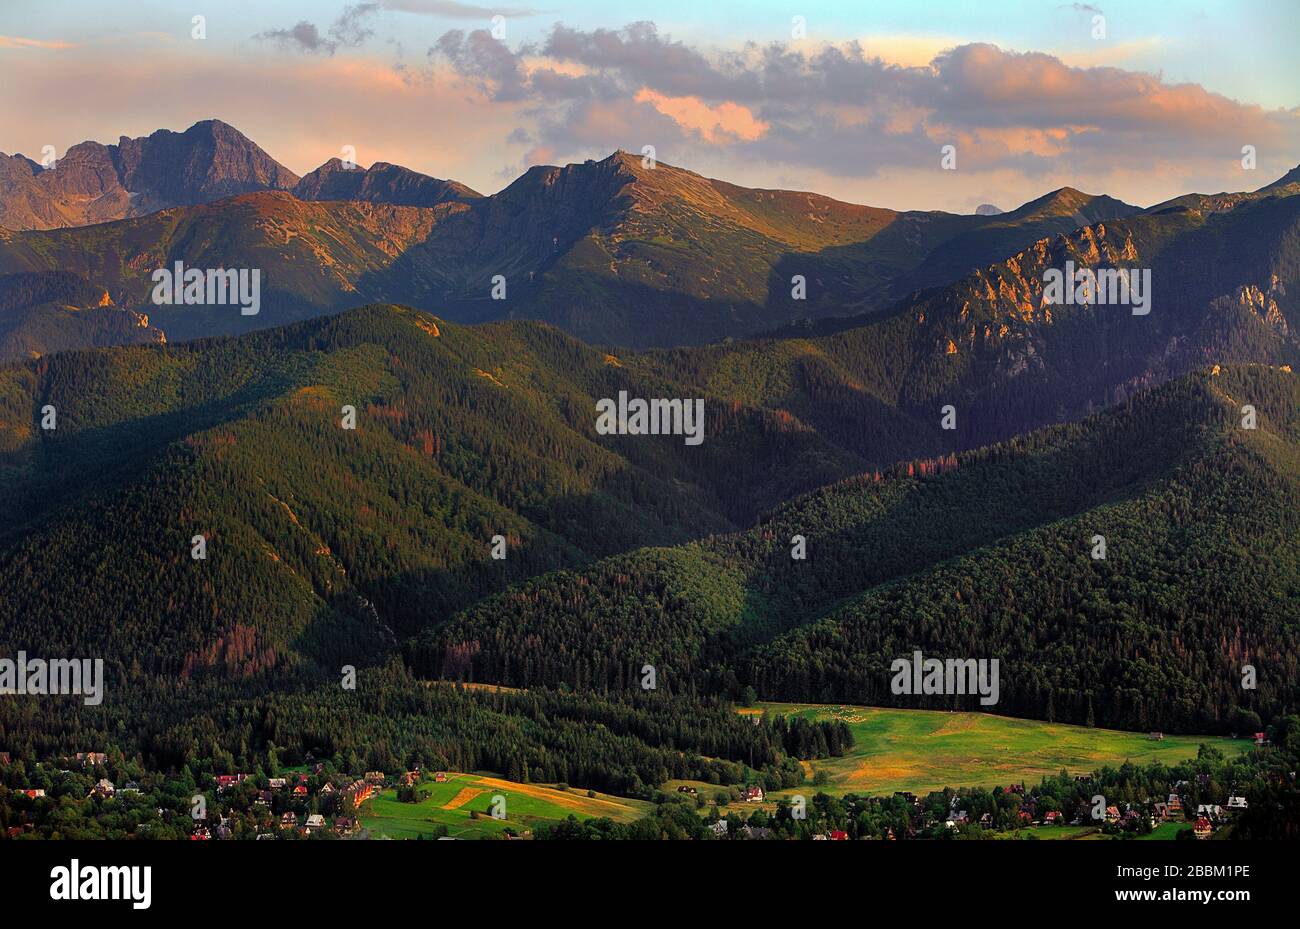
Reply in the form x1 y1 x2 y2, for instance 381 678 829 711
2 0 1298 212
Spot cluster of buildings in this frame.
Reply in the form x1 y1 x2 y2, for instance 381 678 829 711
879 781 1254 840
195 767 395 839
0 749 420 840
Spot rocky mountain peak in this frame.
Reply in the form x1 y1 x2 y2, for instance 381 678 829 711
292 158 479 207
0 119 298 230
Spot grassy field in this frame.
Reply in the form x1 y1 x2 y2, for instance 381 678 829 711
1135 822 1194 840
743 703 1250 797
995 825 1099 840
1003 822 1193 841
358 773 656 839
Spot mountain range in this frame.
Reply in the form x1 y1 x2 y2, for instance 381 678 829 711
0 118 1298 782
0 118 1182 352
2 120 1297 368
0 119 479 232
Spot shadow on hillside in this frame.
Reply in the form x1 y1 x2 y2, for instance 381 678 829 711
0 360 311 539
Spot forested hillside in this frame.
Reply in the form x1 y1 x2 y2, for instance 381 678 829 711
411 365 1300 732
0 302 881 683
0 302 871 790
0 271 166 362
3 294 1295 734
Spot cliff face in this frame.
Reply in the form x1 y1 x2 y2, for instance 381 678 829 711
113 119 299 208
0 270 166 361
0 120 298 231
879 190 1300 423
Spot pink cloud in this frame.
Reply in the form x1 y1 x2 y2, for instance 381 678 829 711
0 35 76 49
932 44 1285 142
524 145 556 165
633 88 768 143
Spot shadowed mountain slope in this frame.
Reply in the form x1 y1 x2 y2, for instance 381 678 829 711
410 365 1300 733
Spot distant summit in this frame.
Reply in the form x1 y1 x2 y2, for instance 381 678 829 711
293 158 480 207
0 119 496 231
2 124 1296 355
0 119 298 230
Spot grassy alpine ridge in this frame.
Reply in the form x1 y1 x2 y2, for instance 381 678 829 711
413 364 1300 733
0 144 1150 349
3 138 1296 371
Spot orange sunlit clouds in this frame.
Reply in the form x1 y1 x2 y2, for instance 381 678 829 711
2 13 1296 213
935 44 1283 142
633 89 769 144
0 34 77 49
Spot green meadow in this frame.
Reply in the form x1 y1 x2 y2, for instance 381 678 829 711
995 825 1099 840
358 708 1247 839
358 773 655 840
744 703 1250 797
1135 822 1195 840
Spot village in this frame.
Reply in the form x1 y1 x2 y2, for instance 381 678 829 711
0 747 1271 841
0 750 431 841
691 775 1259 842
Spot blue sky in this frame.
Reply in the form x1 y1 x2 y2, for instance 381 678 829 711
3 0 1298 211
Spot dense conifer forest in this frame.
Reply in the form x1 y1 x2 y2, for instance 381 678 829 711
1 305 1297 836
